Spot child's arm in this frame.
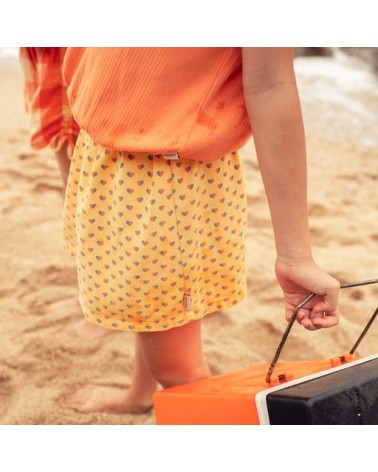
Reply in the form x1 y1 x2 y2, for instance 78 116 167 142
242 47 340 330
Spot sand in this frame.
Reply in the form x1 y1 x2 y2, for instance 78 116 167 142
0 52 377 425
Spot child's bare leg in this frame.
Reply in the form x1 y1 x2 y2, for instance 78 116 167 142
70 335 157 414
121 334 158 409
138 319 211 388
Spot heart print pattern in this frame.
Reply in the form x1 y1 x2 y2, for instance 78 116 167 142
63 130 247 332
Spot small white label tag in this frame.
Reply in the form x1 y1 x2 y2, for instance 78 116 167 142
183 294 192 310
163 153 179 160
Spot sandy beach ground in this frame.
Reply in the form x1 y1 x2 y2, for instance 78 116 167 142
0 51 377 425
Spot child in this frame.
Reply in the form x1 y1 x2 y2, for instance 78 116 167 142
62 48 340 414
19 47 109 339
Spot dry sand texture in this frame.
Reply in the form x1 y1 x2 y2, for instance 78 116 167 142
0 51 377 424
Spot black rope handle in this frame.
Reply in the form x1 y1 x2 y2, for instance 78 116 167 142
265 278 378 384
349 306 378 355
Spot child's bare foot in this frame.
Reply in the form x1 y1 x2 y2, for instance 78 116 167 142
48 297 111 339
48 295 81 312
68 336 158 414
69 385 154 414
73 318 111 340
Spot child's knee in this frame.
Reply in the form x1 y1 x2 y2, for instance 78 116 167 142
137 321 211 388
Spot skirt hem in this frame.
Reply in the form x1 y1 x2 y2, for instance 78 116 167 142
79 289 246 333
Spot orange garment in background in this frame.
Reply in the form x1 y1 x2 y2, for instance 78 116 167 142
20 47 80 158
63 48 252 162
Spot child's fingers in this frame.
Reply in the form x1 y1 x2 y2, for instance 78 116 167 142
285 306 313 323
300 316 321 331
295 308 310 324
285 282 340 330
290 308 339 330
311 311 339 329
311 281 340 316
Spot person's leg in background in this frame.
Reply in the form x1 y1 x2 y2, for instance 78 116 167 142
19 47 110 339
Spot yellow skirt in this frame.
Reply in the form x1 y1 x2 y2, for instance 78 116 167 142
63 130 247 332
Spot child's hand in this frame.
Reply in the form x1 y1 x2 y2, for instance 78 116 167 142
275 257 340 331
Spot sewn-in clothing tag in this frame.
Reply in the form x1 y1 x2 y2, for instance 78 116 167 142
162 152 180 160
183 294 192 311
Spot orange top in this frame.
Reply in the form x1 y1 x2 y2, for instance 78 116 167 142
63 48 252 161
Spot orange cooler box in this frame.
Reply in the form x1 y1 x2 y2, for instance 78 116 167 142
154 280 378 425
153 354 378 425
